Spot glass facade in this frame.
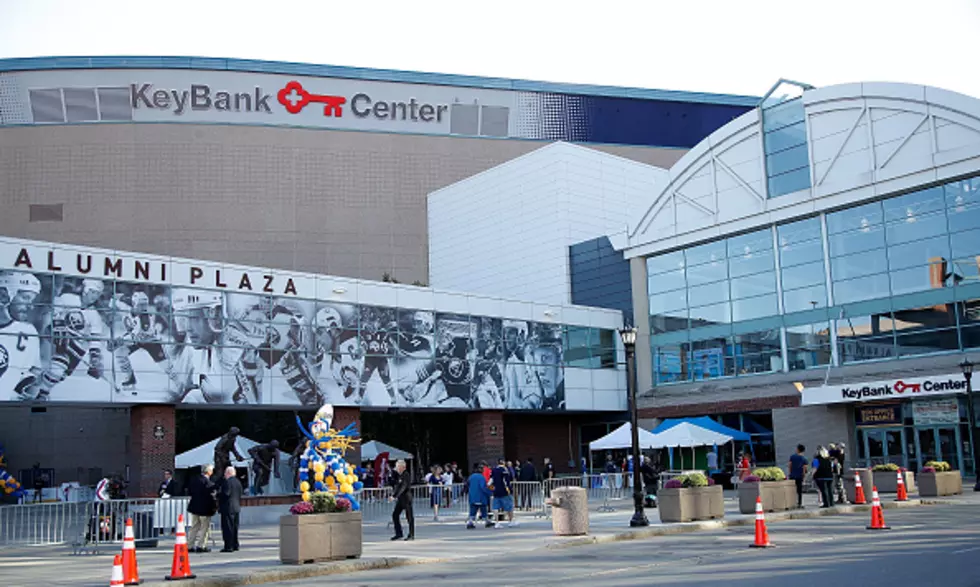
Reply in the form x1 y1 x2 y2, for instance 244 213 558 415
648 174 980 385
762 97 811 198
569 236 634 323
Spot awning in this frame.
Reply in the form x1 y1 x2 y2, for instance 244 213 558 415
651 416 751 441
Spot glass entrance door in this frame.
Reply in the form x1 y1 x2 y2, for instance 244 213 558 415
914 427 963 472
861 428 908 468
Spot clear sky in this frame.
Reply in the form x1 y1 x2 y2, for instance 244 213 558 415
1 0 979 99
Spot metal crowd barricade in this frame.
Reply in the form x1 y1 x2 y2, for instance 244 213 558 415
357 486 393 523
511 481 544 515
0 500 88 547
72 497 191 555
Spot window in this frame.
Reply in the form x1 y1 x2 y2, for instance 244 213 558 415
762 98 811 198
786 323 831 370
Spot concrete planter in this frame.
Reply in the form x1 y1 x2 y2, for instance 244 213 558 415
872 470 916 494
279 511 362 564
843 469 874 503
738 480 797 513
658 486 724 523
918 471 962 497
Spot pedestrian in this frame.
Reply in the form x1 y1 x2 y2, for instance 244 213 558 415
186 464 217 553
788 444 808 509
425 465 444 521
159 469 177 498
706 448 719 473
466 463 494 529
218 466 242 553
489 458 517 528
640 456 657 499
518 457 537 510
812 446 834 509
390 459 414 541
835 442 848 504
543 457 555 481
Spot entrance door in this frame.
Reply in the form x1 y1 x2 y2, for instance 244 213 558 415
914 427 963 472
861 428 908 469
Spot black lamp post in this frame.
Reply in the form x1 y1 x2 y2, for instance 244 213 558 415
960 358 979 491
620 326 649 527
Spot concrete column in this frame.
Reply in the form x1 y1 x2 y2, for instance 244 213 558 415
129 404 175 497
467 410 505 468
630 256 652 394
333 407 362 464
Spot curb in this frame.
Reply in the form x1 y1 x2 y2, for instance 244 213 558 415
172 556 450 587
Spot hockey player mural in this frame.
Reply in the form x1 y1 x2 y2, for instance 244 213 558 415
0 264 582 410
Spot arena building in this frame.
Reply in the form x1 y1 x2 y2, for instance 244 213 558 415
0 56 758 495
619 81 980 475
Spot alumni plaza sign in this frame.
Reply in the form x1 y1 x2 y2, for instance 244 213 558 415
801 373 969 406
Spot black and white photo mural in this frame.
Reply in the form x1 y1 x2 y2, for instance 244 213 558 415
0 241 619 410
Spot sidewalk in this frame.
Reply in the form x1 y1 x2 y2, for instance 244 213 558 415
2 491 977 587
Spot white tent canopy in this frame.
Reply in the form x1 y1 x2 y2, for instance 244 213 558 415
360 440 414 462
589 422 660 451
647 422 733 448
174 436 289 469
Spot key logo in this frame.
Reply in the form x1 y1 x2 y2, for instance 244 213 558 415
893 380 922 394
277 81 346 117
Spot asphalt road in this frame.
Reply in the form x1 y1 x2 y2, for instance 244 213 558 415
274 504 980 587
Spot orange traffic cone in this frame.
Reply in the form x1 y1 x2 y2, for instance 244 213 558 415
866 487 891 530
110 554 125 587
896 470 908 502
165 514 196 581
120 518 142 585
853 472 866 505
749 496 773 548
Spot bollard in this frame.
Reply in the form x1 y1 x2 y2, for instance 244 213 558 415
547 486 588 536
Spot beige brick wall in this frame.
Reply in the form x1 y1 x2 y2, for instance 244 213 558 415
0 124 683 283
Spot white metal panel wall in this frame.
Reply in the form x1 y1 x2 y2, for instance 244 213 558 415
626 82 980 259
429 142 667 305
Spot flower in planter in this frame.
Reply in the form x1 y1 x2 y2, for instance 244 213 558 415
924 460 952 472
707 477 716 486
289 501 315 516
751 467 786 481
872 463 900 472
921 466 936 473
742 475 762 483
664 479 684 489
682 472 708 487
335 497 353 512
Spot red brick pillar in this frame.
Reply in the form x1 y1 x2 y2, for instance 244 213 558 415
467 411 504 469
129 404 175 497
333 407 362 465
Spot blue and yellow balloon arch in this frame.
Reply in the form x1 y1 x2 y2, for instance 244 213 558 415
295 405 363 511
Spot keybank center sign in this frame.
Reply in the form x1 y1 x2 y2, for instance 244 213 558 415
801 373 969 406
0 68 518 137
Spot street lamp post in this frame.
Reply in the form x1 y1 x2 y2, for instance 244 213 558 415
959 358 979 491
619 326 649 527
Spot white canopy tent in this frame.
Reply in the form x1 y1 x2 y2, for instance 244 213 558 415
360 440 414 462
589 422 660 451
647 422 735 470
174 436 294 495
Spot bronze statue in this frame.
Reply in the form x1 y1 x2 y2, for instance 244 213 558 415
213 427 244 479
248 440 280 495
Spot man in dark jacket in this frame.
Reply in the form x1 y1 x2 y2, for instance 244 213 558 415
186 464 216 553
390 459 414 541
517 458 537 510
218 466 243 552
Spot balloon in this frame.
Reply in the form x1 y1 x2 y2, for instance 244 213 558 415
331 462 341 471
314 471 324 482
299 481 310 493
353 481 363 491
302 491 311 502
314 481 325 491
298 471 309 481
340 483 353 495
325 476 336 487
313 461 326 474
351 474 359 483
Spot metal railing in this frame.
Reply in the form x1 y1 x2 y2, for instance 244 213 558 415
1 497 191 552
3 476 660 547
